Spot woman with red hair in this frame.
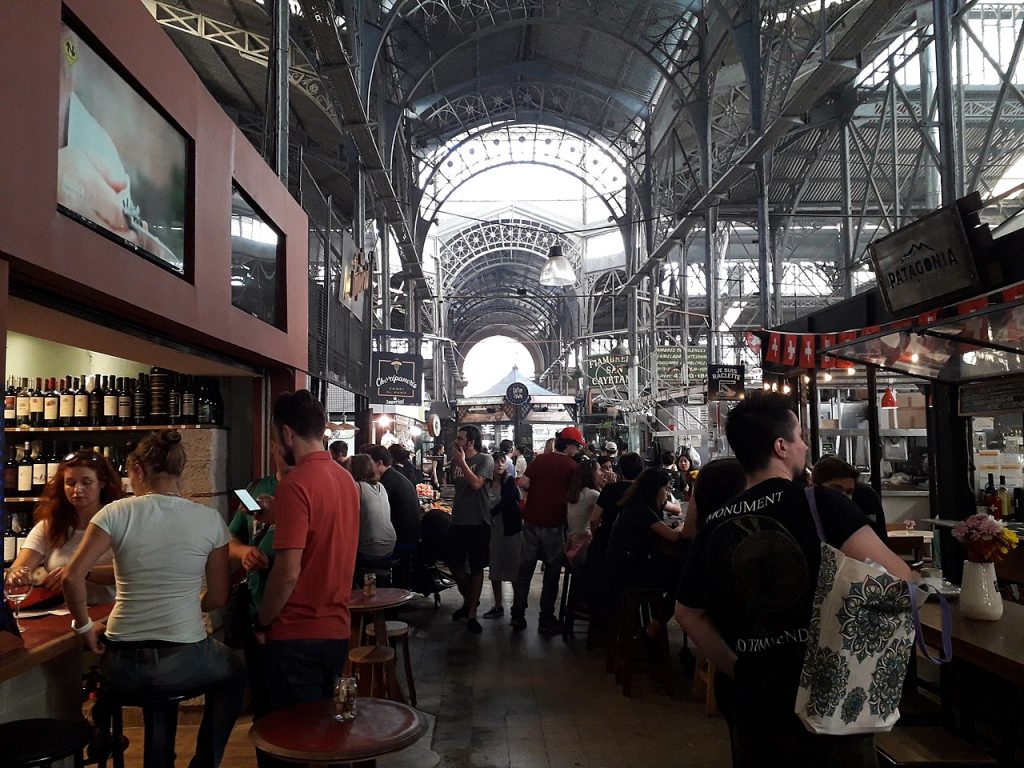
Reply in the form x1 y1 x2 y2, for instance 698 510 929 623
12 449 125 604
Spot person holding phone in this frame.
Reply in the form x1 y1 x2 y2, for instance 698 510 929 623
227 435 291 717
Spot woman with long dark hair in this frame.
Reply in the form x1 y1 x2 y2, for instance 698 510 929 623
13 449 125 603
64 429 244 768
607 467 686 637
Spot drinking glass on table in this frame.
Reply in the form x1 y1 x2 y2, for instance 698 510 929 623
5 566 33 632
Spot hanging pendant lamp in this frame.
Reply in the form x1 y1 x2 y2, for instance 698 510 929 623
880 386 898 409
538 244 576 287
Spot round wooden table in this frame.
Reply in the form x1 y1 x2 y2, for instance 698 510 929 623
349 588 415 647
249 697 427 766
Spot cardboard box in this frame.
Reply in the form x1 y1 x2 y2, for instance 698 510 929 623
901 407 927 429
820 418 839 429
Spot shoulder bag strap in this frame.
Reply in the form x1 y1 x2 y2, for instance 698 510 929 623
804 486 827 543
908 583 954 664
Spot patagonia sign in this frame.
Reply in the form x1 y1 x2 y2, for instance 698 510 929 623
869 204 979 318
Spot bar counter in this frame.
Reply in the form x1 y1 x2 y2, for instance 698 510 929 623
0 604 110 722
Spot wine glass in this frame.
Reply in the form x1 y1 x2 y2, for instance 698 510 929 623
5 566 33 632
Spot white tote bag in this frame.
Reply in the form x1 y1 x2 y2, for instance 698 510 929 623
794 488 950 735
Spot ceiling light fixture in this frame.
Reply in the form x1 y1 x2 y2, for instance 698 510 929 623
538 244 576 287
880 387 898 409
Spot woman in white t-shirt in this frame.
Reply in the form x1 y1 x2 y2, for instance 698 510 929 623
349 453 397 562
64 429 243 768
12 449 125 604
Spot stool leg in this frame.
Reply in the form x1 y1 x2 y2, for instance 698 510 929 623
399 636 417 706
385 657 406 704
142 701 180 768
112 705 125 768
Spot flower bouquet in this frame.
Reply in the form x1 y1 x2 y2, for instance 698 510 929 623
952 513 1019 563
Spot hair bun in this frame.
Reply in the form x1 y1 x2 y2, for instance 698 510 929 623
158 429 183 446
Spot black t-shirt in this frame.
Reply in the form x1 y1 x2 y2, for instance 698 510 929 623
677 479 867 702
591 481 632 559
379 467 422 548
607 501 660 570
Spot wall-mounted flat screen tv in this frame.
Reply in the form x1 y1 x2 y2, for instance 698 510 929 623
57 21 189 275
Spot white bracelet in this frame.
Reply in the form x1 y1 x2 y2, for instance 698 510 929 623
71 618 94 635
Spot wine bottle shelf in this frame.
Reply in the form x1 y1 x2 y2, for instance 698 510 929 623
4 424 224 433
5 497 41 503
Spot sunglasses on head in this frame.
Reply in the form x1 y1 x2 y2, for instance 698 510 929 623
63 451 102 463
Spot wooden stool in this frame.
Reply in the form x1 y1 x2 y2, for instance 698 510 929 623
691 651 717 716
365 620 417 706
0 718 93 768
876 726 997 767
348 645 406 703
606 588 672 697
97 688 203 768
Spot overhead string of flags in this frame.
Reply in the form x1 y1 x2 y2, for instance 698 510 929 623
757 281 1024 370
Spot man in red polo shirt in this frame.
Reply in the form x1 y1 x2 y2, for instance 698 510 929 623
255 390 360 733
511 426 584 633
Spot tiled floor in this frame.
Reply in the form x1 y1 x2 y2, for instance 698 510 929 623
121 575 733 767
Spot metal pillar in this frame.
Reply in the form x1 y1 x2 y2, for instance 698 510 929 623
839 123 855 298
920 25 941 211
932 0 959 206
270 0 289 184
756 161 772 330
705 206 719 362
380 217 391 334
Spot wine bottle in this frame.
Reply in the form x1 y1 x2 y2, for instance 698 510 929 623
102 375 118 426
31 443 46 495
4 376 17 428
133 373 148 425
87 375 102 426
74 375 89 427
208 379 224 426
168 374 182 425
4 449 18 495
998 476 1011 520
3 515 15 567
46 441 61 484
984 473 1001 518
149 368 169 423
119 441 136 495
15 378 31 428
196 379 212 425
117 377 132 425
59 376 75 427
181 375 196 424
29 377 44 428
17 441 33 494
43 378 59 427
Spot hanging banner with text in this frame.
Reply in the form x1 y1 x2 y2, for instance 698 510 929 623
369 351 422 405
656 347 683 383
684 345 708 383
707 364 745 402
587 354 628 389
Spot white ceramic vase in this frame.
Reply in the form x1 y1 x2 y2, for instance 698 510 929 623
959 560 1003 621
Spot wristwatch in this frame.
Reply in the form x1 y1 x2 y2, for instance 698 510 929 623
252 619 273 633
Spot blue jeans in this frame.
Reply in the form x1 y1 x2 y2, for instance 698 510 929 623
512 524 566 620
257 639 348 768
100 637 245 768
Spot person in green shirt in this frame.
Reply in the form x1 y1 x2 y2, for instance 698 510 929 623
228 437 291 717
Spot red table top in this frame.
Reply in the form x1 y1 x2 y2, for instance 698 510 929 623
0 604 112 680
249 698 426 763
348 587 415 612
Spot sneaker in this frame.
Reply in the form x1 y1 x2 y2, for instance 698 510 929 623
452 605 469 621
538 616 562 635
510 615 527 631
467 618 483 634
482 606 504 619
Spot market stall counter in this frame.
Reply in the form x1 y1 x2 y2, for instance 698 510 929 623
0 604 110 722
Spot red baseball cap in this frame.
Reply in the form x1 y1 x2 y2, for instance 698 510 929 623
558 426 585 446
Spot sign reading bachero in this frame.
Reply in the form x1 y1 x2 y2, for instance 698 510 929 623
369 351 422 405
869 204 980 318
707 364 745 402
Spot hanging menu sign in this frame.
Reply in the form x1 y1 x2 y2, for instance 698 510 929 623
959 379 1024 416
708 364 745 402
685 345 708 383
370 352 422 405
656 347 683 383
869 204 979 318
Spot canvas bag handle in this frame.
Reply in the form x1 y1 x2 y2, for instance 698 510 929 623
804 486 952 664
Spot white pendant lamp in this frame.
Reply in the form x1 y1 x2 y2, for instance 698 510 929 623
538 244 576 287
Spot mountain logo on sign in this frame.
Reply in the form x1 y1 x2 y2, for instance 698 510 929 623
898 242 934 264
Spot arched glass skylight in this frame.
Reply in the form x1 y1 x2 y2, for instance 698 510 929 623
417 124 630 227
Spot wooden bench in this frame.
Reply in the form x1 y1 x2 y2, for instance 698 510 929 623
876 726 997 767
